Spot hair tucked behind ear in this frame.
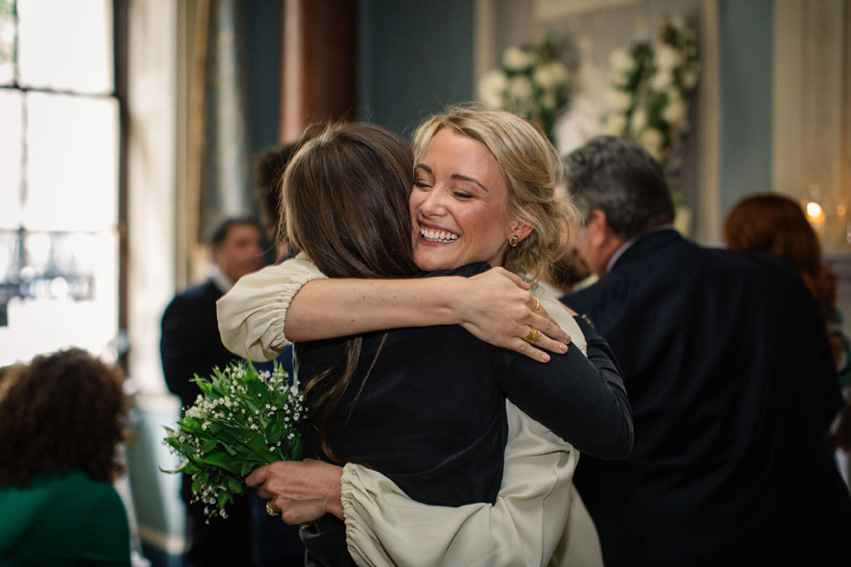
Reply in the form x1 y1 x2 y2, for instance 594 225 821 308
413 103 579 282
279 122 419 462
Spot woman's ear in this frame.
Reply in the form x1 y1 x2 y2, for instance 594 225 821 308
507 205 537 242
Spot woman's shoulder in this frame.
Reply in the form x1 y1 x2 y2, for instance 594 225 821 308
533 285 587 355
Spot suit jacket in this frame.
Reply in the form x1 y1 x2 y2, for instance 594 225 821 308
563 228 851 566
161 278 239 410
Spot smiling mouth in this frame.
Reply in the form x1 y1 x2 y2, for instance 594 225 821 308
419 226 459 243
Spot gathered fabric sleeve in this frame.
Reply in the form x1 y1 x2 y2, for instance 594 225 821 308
342 402 591 567
216 255 327 362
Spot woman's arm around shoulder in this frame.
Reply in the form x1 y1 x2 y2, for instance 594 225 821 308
219 259 569 363
217 255 328 361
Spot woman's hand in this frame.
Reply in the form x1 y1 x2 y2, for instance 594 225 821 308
454 267 570 363
246 459 344 524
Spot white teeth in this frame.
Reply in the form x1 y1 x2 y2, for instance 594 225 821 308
420 227 459 243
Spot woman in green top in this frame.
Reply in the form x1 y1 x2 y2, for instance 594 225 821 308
0 348 132 567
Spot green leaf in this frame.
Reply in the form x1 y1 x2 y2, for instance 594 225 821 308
201 438 218 454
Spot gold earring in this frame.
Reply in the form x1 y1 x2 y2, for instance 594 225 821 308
509 235 519 247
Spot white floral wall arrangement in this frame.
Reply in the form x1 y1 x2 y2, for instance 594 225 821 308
602 15 700 204
478 39 575 143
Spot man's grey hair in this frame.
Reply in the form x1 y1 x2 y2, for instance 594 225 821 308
562 136 675 240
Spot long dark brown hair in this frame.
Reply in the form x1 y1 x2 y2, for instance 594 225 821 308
280 122 419 461
0 348 129 485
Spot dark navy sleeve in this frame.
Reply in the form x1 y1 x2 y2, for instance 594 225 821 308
496 315 633 460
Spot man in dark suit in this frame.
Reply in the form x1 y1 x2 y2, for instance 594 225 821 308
161 216 264 567
561 136 851 566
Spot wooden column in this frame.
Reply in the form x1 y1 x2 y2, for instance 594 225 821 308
280 0 357 142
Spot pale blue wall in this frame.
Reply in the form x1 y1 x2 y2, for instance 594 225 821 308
246 0 282 154
719 0 773 216
358 0 475 137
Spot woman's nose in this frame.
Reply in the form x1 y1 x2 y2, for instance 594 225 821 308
419 186 447 216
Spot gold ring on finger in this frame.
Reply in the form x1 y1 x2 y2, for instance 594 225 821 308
266 501 280 517
532 297 541 312
523 326 541 344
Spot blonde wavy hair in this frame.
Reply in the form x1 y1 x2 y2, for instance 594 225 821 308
412 103 579 281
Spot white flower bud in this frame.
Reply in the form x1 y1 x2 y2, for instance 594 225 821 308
650 69 673 91
509 75 534 100
662 97 686 125
503 46 535 71
609 48 634 74
655 44 682 71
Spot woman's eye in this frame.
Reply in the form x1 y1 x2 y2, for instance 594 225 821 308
453 191 473 200
414 180 432 189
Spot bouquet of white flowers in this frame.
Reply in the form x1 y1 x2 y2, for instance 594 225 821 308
602 15 700 187
162 359 305 522
478 38 573 143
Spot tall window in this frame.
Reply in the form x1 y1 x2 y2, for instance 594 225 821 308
0 0 124 365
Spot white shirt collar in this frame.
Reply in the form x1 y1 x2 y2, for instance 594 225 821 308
209 265 235 294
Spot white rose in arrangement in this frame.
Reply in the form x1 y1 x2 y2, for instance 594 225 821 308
478 38 573 141
534 61 568 90
662 92 686 124
478 69 507 108
503 46 536 71
655 44 682 71
650 68 673 92
605 87 633 111
609 48 635 74
509 75 534 100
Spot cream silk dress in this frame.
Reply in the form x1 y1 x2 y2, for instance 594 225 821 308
217 256 603 567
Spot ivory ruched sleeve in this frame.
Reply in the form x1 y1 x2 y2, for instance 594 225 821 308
216 255 326 362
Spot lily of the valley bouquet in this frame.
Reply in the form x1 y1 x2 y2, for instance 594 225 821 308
163 360 305 521
602 15 700 182
478 38 573 143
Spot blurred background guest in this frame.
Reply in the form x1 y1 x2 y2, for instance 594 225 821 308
160 216 265 566
724 193 851 488
562 136 851 566
0 348 132 566
253 138 311 264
